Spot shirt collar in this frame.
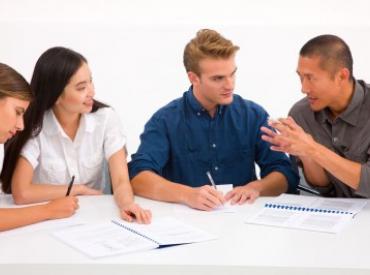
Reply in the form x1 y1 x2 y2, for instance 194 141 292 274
186 86 225 116
316 80 364 126
43 110 96 137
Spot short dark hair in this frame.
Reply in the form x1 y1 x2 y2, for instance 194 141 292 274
300 34 353 79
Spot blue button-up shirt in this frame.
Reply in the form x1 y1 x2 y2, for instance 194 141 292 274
129 87 298 192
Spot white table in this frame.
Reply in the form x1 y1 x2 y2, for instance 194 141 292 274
1 194 370 275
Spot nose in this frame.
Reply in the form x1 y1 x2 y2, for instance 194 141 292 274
301 78 310 95
88 82 95 97
224 76 235 90
16 116 25 131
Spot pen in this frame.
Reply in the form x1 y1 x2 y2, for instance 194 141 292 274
206 171 217 190
66 175 75 196
297 184 321 196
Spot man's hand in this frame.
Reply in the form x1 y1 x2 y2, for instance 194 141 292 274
184 185 225 211
225 184 260 205
261 116 316 157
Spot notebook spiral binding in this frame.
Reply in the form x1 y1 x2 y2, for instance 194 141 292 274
111 220 160 245
264 203 353 215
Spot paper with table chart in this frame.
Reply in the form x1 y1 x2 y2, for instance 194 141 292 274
53 216 218 258
173 184 239 213
245 194 367 233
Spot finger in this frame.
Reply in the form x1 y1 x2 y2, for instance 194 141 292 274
260 126 277 137
224 190 234 201
283 116 299 129
142 210 152 224
231 192 242 205
238 193 248 205
203 187 225 206
121 211 134 222
135 210 145 224
270 145 291 153
246 192 258 204
200 197 219 211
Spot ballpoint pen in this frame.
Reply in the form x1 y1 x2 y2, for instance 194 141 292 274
297 184 321 196
206 171 217 190
66 175 75 196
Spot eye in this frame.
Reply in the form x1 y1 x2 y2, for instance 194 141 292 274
77 86 86 91
212 76 224 81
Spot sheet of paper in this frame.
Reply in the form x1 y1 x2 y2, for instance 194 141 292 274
113 216 218 246
245 194 367 234
53 223 158 258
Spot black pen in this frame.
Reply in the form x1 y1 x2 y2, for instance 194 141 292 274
66 175 75 196
297 184 321 196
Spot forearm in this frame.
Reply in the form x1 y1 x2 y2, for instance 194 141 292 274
308 142 361 189
131 171 192 204
249 171 288 196
0 205 50 232
12 183 70 204
300 155 330 187
113 181 135 210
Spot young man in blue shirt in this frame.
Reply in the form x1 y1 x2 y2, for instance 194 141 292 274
129 29 298 211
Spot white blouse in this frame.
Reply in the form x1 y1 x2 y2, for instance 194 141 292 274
21 107 126 192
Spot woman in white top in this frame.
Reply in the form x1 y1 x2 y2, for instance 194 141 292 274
0 63 78 231
1 47 151 223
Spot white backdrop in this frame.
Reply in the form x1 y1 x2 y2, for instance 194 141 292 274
1 0 370 157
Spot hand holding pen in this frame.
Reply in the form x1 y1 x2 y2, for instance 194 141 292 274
66 176 75 196
206 171 217 190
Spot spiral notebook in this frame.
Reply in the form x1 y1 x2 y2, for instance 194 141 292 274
53 216 217 258
245 194 367 233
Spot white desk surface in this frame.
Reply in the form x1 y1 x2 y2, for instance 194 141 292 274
1 194 370 275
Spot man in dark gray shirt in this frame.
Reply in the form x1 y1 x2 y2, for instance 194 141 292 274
261 34 370 198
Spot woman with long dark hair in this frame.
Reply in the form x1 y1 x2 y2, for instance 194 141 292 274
0 62 78 231
1 47 151 223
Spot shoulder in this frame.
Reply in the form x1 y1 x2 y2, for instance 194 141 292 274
87 107 121 123
289 97 310 118
150 97 183 121
231 94 268 117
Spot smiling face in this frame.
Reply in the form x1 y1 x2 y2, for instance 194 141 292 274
0 96 29 143
297 55 344 112
54 62 95 115
189 56 237 114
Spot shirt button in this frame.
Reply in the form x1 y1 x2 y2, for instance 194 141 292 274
212 143 216 148
197 112 201 116
214 166 219 171
333 137 338 143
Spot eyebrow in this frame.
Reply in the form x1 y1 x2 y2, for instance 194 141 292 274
15 107 26 114
212 67 238 78
75 80 88 87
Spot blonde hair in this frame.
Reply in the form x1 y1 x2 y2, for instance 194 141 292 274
0 63 33 101
183 29 239 75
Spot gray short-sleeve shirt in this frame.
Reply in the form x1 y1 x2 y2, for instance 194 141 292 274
289 80 370 198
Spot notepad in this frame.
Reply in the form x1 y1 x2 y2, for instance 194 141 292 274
245 194 367 233
53 216 217 258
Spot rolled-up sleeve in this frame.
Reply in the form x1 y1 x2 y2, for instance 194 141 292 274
255 111 299 193
128 114 170 180
356 147 370 197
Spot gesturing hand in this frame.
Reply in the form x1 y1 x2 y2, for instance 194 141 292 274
261 116 315 157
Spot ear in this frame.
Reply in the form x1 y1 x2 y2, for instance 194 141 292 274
337 67 350 82
187 71 200 86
